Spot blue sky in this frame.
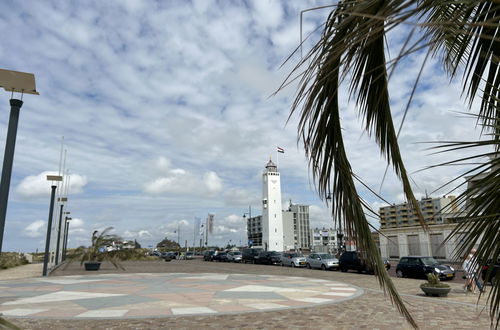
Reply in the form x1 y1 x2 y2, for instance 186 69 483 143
0 1 483 252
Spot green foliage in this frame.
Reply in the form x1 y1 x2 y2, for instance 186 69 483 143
0 253 29 270
421 273 450 288
282 1 500 328
156 238 180 250
0 315 21 330
107 248 157 261
64 227 124 270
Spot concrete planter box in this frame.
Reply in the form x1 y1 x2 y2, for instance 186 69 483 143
420 285 451 297
84 262 101 271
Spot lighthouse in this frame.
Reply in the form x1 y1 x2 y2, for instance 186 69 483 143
261 159 284 251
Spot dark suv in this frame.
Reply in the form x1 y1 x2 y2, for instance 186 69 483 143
396 256 455 280
339 251 372 273
255 251 282 265
242 248 263 264
203 250 216 261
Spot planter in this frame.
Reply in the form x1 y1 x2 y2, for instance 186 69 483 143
420 285 451 297
84 262 101 271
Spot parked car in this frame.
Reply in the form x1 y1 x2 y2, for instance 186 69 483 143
481 259 499 285
203 250 216 261
162 251 176 260
242 248 264 264
184 251 194 260
339 251 385 273
213 252 229 262
149 250 161 257
227 251 242 262
281 252 307 267
396 256 455 280
255 251 282 265
306 253 339 270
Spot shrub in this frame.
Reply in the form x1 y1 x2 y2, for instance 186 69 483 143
420 273 450 288
0 253 29 270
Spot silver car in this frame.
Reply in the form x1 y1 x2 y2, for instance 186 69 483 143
306 253 339 270
281 252 307 267
227 251 242 262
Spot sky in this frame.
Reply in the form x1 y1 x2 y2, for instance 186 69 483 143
0 1 487 252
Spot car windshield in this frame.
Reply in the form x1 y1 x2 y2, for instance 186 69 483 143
232 252 241 255
291 254 304 258
318 254 333 259
270 252 281 256
420 257 439 266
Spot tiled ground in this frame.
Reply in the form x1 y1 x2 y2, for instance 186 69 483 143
0 273 362 319
0 260 495 329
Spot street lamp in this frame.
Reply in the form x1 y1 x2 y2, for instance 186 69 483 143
62 214 72 261
242 205 252 247
55 197 68 265
43 175 62 276
326 194 344 254
0 69 38 254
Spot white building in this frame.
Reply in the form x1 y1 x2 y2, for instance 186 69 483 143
262 159 284 251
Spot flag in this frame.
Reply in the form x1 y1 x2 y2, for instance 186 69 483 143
277 146 284 153
208 214 214 234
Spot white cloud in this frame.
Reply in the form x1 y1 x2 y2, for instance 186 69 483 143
0 1 487 252
16 171 87 198
203 171 223 194
23 220 45 238
69 218 84 228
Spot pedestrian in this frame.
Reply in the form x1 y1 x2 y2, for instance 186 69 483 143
462 249 484 293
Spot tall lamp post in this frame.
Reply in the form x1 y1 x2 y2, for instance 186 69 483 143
43 175 62 276
62 213 71 261
242 205 252 246
0 69 38 254
55 197 67 265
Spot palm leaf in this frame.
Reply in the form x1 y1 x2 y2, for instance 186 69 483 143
288 1 420 328
0 315 20 330
284 0 500 328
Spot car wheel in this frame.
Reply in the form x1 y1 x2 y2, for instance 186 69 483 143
491 276 497 286
396 270 403 278
340 267 347 272
291 262 295 268
306 263 311 269
321 264 327 271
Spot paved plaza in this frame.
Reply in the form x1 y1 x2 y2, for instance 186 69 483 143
0 273 362 319
0 260 495 329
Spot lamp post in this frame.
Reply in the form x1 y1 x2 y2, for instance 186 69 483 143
62 213 71 261
43 175 62 276
55 197 67 265
242 205 252 246
0 69 38 254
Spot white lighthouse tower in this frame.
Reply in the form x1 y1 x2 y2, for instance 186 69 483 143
262 159 284 251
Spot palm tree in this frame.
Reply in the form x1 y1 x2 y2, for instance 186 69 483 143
284 1 499 328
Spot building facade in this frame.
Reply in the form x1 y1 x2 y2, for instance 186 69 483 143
311 227 337 254
379 196 459 229
261 159 284 251
282 203 311 251
247 215 262 247
379 196 466 261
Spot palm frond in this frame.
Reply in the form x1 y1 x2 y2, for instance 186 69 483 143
288 2 420 327
420 1 500 137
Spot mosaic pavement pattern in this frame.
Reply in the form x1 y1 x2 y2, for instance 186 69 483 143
0 273 363 319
